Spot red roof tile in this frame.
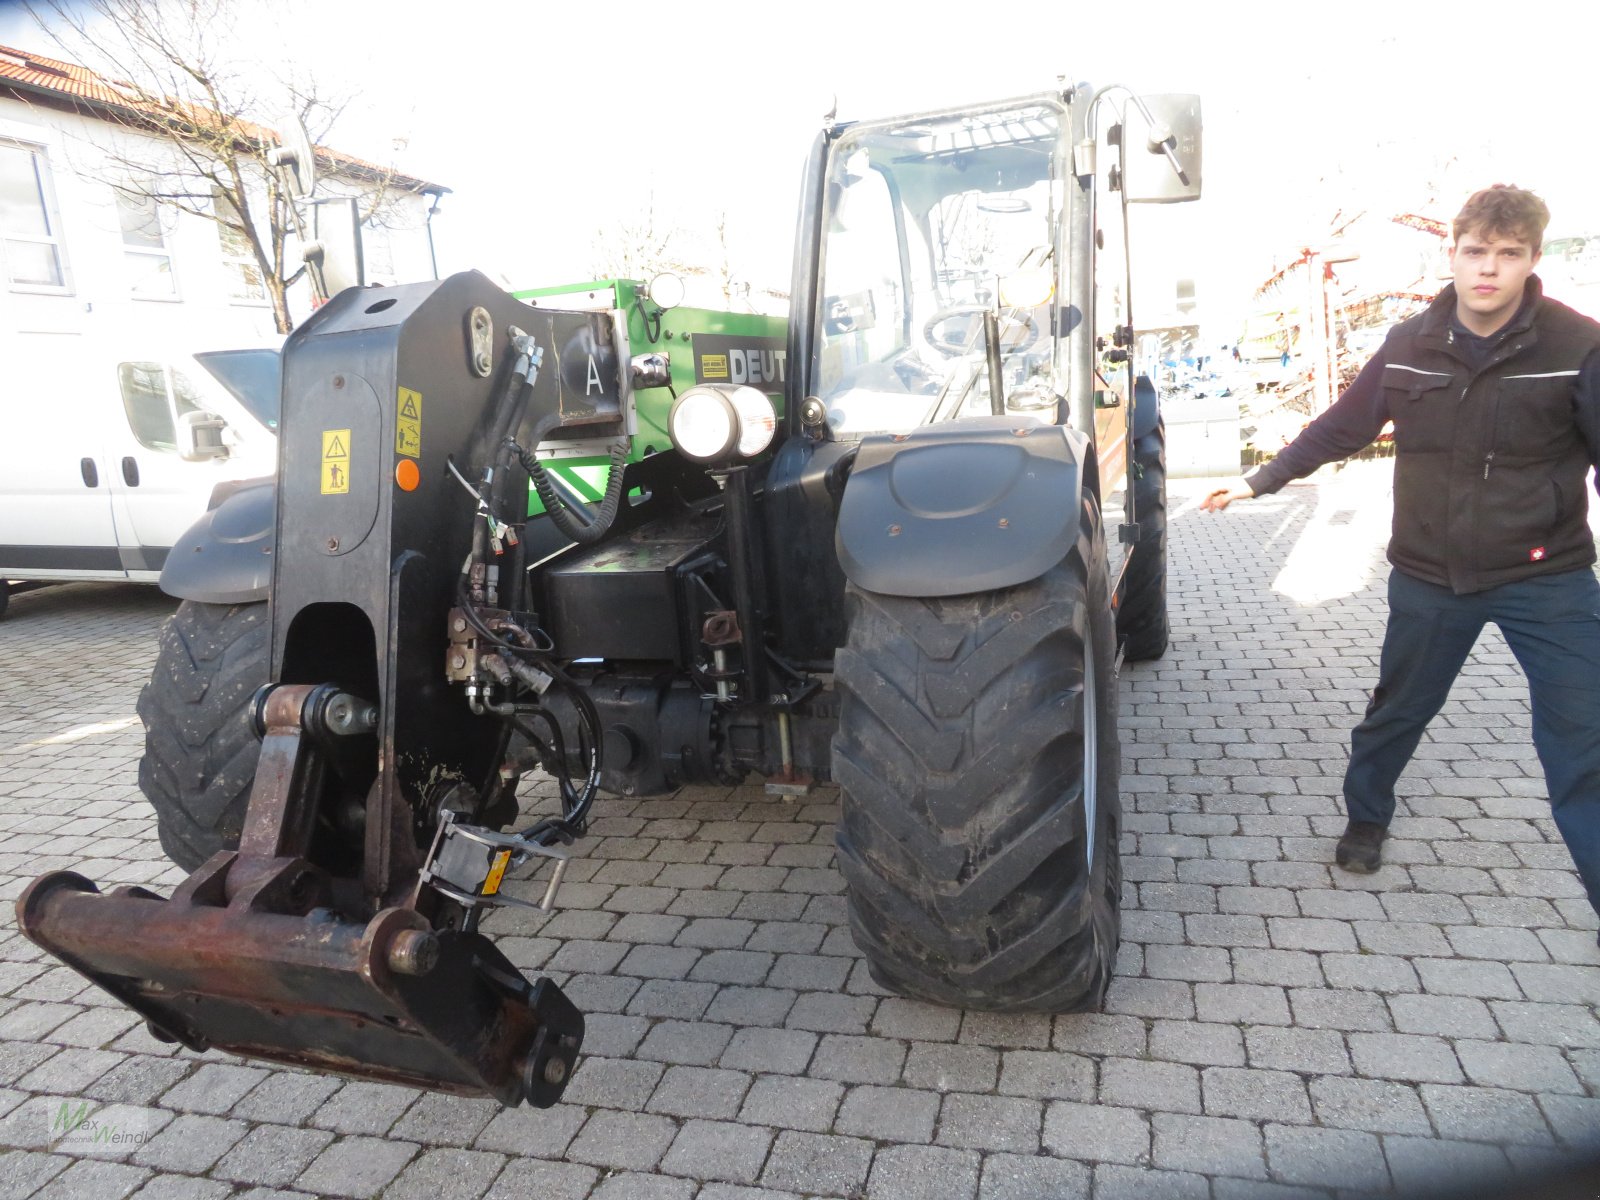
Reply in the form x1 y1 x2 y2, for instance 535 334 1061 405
0 41 446 195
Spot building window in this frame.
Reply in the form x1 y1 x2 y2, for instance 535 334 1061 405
213 187 266 302
117 188 177 298
0 140 69 290
363 219 394 284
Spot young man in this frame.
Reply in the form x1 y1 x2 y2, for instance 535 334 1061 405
1202 186 1600 935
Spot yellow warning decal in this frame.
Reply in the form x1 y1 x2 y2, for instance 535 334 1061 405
321 429 351 495
701 353 729 380
482 849 512 896
396 387 422 458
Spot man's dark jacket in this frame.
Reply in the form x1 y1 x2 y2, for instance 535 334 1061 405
1245 279 1600 594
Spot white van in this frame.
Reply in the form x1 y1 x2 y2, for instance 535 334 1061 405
0 340 279 616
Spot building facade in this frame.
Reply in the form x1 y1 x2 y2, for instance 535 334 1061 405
1 41 445 365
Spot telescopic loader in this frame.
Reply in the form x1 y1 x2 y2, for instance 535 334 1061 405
18 83 1201 1106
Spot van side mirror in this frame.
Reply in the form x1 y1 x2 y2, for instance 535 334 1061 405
1123 94 1202 204
178 410 229 461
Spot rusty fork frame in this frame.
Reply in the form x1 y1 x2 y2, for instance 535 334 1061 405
18 683 581 1107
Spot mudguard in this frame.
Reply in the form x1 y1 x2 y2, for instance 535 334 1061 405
159 477 275 605
835 415 1084 598
1132 373 1161 441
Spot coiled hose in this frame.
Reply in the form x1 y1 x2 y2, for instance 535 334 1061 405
509 419 629 545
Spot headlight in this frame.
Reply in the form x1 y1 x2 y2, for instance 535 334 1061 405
729 386 776 457
669 385 777 464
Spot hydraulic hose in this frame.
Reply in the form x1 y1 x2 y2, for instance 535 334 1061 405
509 416 630 546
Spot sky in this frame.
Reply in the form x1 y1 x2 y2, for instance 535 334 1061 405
3 0 1596 335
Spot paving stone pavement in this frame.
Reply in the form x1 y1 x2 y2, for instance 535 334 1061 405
1 459 1598 1199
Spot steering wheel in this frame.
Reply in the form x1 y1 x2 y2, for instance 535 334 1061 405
919 305 1042 358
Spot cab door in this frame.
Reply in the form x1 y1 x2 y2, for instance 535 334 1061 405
102 360 241 577
0 333 126 580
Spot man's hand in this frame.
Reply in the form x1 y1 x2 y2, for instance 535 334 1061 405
1200 478 1256 511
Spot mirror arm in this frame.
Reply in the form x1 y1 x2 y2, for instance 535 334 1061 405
1124 93 1188 184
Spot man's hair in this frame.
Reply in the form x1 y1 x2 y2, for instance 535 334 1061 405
1452 185 1549 250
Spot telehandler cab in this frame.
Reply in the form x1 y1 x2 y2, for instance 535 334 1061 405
18 83 1200 1106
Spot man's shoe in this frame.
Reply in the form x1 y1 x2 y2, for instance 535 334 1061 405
1335 820 1387 873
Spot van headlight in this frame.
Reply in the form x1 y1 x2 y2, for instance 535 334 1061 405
669 385 777 464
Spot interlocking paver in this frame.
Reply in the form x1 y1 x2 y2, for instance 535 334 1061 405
760 1130 872 1196
718 1027 817 1075
1347 1031 1463 1084
564 1111 676 1172
1382 1134 1514 1197
937 1093 1041 1154
561 1057 664 1110
867 1144 981 1200
835 1084 939 1142
1243 1026 1351 1076
1201 1067 1312 1124
995 1049 1095 1099
212 1124 335 1187
480 1159 597 1200
1152 1112 1267 1179
659 1119 774 1185
1092 1162 1209 1200
1453 1038 1584 1093
1420 1084 1555 1146
1263 1124 1388 1191
473 1103 587 1157
129 1114 247 1174
737 1075 842 1132
308 1081 418 1135
1040 1101 1150 1165
28 1157 148 1200
644 1065 750 1120
976 1152 1089 1200
390 1093 499 1146
807 1033 904 1084
295 1135 418 1199
1308 1076 1433 1135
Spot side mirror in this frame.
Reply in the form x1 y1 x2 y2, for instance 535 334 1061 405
1124 94 1202 204
178 410 229 461
308 196 366 297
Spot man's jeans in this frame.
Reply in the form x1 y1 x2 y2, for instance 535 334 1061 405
1344 567 1600 919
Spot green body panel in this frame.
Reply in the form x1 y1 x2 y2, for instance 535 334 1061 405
513 278 788 513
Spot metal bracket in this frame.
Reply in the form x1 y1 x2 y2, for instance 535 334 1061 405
417 811 569 913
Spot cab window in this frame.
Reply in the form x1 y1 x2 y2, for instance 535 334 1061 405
118 362 203 451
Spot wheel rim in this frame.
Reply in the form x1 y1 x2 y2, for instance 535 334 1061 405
1083 627 1098 873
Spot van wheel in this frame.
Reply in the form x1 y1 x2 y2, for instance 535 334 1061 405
137 600 268 870
833 495 1121 1011
1116 418 1168 660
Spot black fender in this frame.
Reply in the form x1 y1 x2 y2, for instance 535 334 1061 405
1132 372 1161 441
834 415 1084 598
158 477 275 604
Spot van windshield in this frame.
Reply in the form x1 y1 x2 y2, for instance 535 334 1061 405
195 348 281 431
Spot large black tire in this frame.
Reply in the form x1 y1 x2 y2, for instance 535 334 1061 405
833 495 1121 1011
1117 417 1169 661
137 599 269 870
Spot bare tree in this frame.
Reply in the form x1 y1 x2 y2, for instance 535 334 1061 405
27 0 411 332
589 192 696 284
